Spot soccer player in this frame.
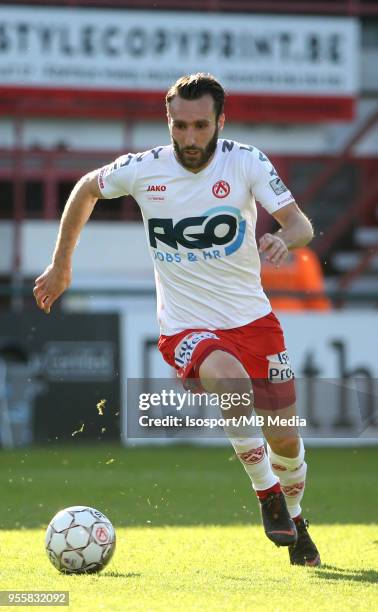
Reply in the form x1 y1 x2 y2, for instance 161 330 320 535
34 73 320 566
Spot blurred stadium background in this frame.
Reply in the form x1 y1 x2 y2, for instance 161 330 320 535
0 0 377 449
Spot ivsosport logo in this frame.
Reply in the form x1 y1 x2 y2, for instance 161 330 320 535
148 206 246 256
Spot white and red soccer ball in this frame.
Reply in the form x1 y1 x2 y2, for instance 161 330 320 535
45 506 116 574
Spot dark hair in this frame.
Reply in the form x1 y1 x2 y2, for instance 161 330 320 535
165 73 225 120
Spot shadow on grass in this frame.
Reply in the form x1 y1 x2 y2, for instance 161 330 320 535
220 575 253 583
316 564 378 585
101 572 142 579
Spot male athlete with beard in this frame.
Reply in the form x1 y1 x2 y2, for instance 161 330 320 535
34 73 320 566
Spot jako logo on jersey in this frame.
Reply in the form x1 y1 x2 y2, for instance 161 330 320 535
147 185 167 192
148 206 246 256
175 332 219 367
268 350 294 383
212 180 230 198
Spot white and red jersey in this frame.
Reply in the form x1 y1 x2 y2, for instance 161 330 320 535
98 139 294 335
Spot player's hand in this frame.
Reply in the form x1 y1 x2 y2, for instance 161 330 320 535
33 263 72 314
259 233 289 267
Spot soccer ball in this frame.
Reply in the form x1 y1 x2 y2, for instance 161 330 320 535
45 505 116 574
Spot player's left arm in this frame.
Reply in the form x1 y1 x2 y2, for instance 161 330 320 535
259 202 314 267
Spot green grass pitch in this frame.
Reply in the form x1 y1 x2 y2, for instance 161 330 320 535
0 445 377 611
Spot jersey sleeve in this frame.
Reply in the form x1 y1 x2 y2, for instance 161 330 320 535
245 147 295 214
98 154 137 198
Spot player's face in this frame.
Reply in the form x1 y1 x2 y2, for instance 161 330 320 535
168 94 225 173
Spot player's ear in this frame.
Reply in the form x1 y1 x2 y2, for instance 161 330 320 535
218 113 225 131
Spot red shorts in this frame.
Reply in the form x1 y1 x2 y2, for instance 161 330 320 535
158 312 296 411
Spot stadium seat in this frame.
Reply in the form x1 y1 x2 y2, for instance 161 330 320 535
261 247 331 311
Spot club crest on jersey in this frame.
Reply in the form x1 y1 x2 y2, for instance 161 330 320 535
212 180 230 198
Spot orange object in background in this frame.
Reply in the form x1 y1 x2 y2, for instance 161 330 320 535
260 247 331 311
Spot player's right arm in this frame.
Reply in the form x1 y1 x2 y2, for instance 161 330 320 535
33 169 102 314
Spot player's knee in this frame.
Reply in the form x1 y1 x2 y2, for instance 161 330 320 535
199 350 250 395
267 435 300 458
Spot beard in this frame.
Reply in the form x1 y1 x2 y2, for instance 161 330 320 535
172 127 219 171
